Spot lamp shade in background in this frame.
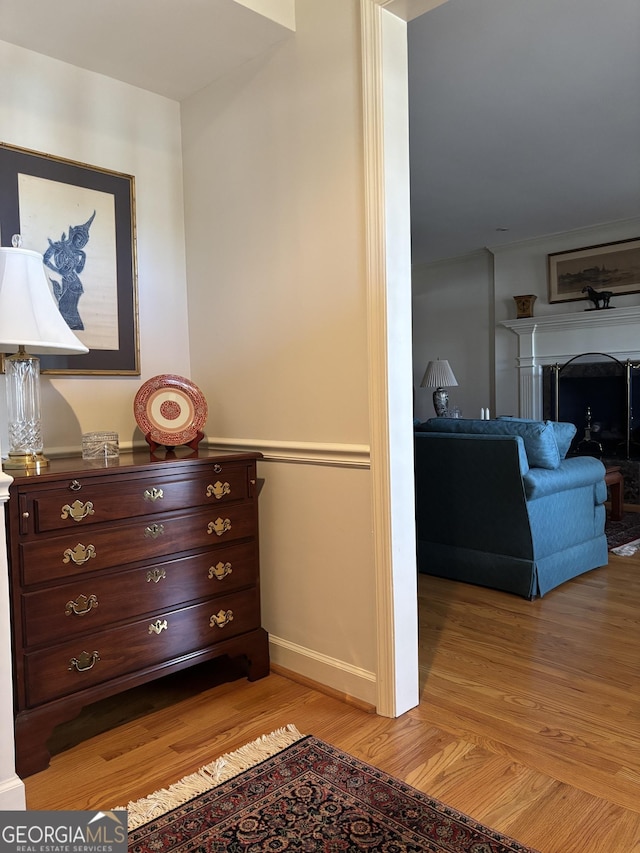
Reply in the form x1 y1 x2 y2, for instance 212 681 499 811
0 240 88 470
420 359 458 417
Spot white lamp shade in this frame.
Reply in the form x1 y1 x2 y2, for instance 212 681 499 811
0 246 89 354
420 359 458 388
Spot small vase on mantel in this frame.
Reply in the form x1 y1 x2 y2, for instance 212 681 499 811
514 294 537 319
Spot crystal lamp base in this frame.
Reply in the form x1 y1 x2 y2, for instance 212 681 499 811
3 348 49 470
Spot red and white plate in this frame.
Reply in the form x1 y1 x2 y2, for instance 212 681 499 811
134 374 208 446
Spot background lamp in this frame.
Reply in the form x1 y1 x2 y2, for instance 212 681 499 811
0 236 89 470
420 358 458 417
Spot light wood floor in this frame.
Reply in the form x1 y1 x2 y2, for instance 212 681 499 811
24 549 640 853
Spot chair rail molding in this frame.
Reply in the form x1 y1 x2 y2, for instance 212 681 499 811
502 305 640 418
205 437 370 468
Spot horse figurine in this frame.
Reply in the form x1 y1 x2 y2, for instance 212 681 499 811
581 285 613 310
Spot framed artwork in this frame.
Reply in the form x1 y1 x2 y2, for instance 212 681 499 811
0 142 139 374
548 237 640 305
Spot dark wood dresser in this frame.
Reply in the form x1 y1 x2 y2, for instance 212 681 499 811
5 451 269 777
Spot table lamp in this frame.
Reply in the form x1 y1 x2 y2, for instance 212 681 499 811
421 358 458 417
0 236 89 470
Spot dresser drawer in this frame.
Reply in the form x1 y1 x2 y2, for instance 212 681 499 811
21 540 258 648
26 463 250 534
8 451 268 777
20 502 256 586
23 587 261 707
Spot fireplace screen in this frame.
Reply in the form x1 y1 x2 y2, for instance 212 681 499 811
544 353 640 459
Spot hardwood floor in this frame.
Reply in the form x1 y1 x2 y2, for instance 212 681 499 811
24 550 640 852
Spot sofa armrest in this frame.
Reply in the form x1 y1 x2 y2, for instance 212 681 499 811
523 456 606 501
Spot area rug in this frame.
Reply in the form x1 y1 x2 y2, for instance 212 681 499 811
119 725 539 852
606 510 640 553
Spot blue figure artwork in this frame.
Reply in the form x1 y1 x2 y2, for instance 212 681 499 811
43 210 96 330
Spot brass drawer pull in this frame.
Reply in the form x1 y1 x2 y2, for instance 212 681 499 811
61 500 95 522
206 481 231 500
63 543 96 565
69 650 100 672
148 619 168 635
65 594 98 616
209 561 233 581
145 523 165 539
208 518 231 537
144 487 164 502
69 480 82 492
146 568 167 584
210 609 234 629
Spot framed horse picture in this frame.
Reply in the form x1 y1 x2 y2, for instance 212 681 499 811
548 238 640 306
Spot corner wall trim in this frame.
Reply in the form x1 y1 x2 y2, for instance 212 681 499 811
0 469 26 807
361 0 419 720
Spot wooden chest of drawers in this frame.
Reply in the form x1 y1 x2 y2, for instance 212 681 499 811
5 451 269 777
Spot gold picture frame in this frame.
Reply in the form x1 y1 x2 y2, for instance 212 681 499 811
0 142 139 374
548 237 640 305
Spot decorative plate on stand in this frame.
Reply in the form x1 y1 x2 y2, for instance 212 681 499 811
134 374 208 451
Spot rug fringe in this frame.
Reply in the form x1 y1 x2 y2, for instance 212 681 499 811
113 723 305 830
611 536 640 555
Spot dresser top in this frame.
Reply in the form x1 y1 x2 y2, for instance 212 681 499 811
6 449 262 486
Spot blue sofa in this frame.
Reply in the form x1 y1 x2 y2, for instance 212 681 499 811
414 417 608 598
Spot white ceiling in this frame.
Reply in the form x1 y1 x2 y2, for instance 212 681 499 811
0 0 293 102
2 0 638 265
408 0 640 263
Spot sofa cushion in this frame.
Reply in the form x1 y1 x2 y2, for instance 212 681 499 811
418 417 561 469
498 416 576 459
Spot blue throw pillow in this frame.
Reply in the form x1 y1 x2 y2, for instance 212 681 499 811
421 417 561 469
498 417 576 460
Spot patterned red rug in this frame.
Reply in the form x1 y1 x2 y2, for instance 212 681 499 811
121 726 539 852
606 510 640 552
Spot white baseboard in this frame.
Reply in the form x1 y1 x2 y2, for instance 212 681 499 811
0 774 26 810
268 635 377 706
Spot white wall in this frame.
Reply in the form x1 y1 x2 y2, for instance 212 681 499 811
412 250 494 422
412 219 640 422
181 8 369 446
492 218 640 416
0 38 190 803
233 0 296 30
0 39 190 454
0 3 419 797
181 0 380 701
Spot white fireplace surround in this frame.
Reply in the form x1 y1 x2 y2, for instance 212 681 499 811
502 305 640 420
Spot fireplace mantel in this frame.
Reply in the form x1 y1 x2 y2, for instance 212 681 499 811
502 305 640 417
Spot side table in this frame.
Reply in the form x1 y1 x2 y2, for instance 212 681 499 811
604 466 624 521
